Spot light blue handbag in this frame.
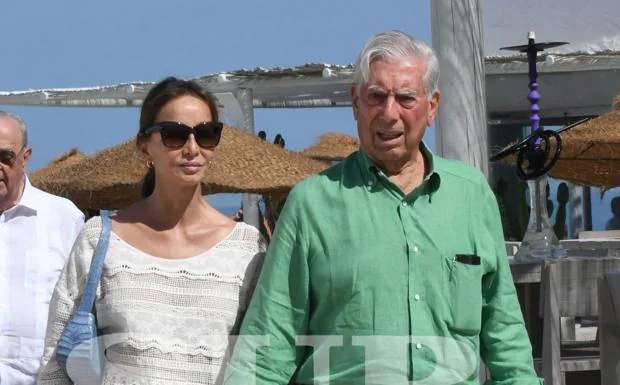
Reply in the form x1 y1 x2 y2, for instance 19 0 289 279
56 210 111 384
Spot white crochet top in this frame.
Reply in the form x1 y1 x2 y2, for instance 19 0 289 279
37 216 266 385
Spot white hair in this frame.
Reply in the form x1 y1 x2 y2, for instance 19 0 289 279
353 30 440 98
0 111 28 148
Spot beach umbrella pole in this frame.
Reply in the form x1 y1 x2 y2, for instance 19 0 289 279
236 88 261 230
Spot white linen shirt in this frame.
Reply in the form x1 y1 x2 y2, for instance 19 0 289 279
0 177 84 385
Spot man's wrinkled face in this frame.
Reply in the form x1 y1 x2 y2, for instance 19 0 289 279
351 58 439 169
0 117 31 205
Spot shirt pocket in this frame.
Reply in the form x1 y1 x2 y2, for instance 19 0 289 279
444 255 483 335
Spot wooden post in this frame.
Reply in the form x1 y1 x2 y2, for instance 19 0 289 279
431 0 489 178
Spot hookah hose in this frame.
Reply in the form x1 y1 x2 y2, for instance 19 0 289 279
490 128 561 181
489 118 588 181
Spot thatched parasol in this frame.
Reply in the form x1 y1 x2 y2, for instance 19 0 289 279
547 95 620 189
300 133 359 161
30 148 85 180
30 125 329 209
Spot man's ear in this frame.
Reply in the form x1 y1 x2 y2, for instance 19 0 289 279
427 90 441 126
21 147 32 170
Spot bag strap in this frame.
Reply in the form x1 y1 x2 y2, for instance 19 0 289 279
77 209 112 313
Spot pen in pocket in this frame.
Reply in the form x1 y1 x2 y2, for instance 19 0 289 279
450 255 456 282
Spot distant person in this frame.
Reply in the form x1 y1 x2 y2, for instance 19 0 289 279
232 206 244 222
605 196 620 230
37 78 266 384
0 111 84 385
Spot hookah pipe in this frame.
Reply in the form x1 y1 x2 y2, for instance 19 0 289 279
489 32 568 180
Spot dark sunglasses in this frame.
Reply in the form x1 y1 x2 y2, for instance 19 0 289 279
0 149 19 166
144 121 223 149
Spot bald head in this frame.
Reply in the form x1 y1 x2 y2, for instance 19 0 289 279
0 111 28 149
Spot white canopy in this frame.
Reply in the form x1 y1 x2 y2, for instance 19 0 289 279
1 1 619 123
0 56 618 124
483 0 620 56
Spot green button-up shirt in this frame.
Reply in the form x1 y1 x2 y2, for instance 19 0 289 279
225 145 542 385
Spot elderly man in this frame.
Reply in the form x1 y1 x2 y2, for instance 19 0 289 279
224 31 540 385
0 112 84 384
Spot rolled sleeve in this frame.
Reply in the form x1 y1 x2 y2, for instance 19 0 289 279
224 188 310 385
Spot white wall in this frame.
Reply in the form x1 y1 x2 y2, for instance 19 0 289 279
482 0 620 55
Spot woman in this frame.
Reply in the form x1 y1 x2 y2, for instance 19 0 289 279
38 77 266 384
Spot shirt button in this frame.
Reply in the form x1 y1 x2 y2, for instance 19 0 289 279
414 294 421 301
402 201 408 207
413 245 419 253
416 343 422 349
367 179 374 186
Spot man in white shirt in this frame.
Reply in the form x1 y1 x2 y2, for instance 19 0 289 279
0 112 84 385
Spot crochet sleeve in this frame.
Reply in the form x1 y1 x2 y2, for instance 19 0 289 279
37 218 101 385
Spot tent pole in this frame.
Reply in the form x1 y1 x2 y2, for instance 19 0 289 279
236 88 261 230
583 186 593 231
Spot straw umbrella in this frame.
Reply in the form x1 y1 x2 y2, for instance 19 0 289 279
31 125 329 210
300 133 359 162
548 95 620 189
30 148 85 180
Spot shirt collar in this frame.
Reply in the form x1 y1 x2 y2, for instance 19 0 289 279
13 176 39 212
357 141 441 197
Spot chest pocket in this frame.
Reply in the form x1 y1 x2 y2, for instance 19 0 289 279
444 255 483 335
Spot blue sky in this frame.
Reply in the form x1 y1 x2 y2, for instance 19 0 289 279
0 0 435 211
0 0 434 165
1 0 616 229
